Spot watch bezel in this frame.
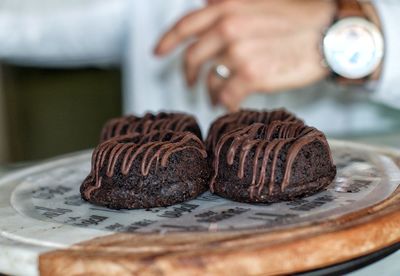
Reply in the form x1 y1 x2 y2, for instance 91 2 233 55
323 17 384 80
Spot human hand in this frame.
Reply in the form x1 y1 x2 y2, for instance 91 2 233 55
155 0 336 111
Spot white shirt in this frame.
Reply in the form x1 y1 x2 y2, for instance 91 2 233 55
0 0 399 136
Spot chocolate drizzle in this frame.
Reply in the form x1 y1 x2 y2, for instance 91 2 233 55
206 109 301 152
210 122 333 199
101 112 201 142
84 131 207 199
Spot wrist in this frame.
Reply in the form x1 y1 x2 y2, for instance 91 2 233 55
361 2 381 28
361 2 383 81
322 0 384 84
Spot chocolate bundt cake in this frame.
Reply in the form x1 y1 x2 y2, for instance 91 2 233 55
81 130 209 209
100 112 202 142
209 116 336 203
206 109 302 153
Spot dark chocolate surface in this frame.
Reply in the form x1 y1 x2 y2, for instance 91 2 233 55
100 112 202 142
81 131 209 209
206 109 302 153
83 109 336 208
209 110 336 203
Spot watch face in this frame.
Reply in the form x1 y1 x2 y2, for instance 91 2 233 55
323 17 384 79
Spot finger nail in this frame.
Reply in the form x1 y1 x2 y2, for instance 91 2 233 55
154 43 164 55
155 40 170 55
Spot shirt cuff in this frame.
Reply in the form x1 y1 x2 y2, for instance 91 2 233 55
371 0 400 108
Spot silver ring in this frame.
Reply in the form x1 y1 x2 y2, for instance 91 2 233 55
214 64 231 80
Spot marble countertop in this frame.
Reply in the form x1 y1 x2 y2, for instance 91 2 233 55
343 132 400 149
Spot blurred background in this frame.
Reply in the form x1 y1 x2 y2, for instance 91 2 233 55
0 65 399 165
0 0 399 166
0 2 399 275
0 65 122 163
0 0 127 165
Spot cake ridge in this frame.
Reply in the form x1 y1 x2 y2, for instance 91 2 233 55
210 121 333 199
100 112 200 142
84 130 207 199
206 108 302 152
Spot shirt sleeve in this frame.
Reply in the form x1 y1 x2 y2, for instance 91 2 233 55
371 0 400 108
0 0 129 67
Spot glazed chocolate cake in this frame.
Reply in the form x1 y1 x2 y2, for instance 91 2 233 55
81 130 209 209
100 112 202 142
209 114 336 203
206 109 302 153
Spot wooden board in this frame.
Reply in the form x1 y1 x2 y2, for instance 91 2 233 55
40 188 400 275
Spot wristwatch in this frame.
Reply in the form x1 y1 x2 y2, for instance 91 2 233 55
322 0 384 82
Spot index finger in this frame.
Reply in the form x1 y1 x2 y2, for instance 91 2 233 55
154 2 235 55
